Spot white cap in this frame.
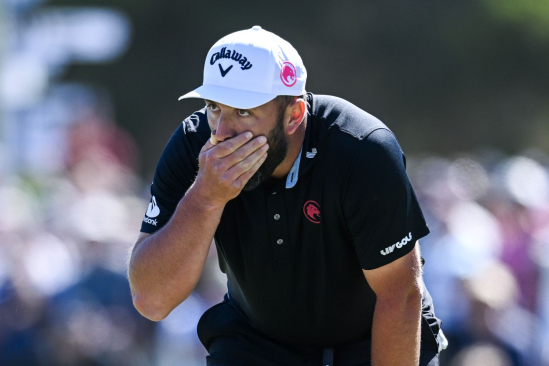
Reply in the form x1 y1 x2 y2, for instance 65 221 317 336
178 26 307 109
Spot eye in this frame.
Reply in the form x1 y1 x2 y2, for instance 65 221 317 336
237 109 250 117
207 103 219 112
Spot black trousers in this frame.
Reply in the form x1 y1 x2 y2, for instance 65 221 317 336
197 295 440 366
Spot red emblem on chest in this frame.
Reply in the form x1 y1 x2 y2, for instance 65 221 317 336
303 200 320 224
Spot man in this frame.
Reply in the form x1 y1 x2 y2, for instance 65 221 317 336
128 26 446 365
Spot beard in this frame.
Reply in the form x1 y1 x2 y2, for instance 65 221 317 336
242 110 289 191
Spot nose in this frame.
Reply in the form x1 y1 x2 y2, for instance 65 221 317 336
214 113 237 142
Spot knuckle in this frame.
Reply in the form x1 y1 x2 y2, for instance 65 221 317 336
212 163 224 175
205 153 215 164
231 180 243 190
234 149 247 161
241 159 252 170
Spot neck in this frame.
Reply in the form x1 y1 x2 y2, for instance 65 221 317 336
271 115 307 179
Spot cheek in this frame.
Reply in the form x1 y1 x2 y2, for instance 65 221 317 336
253 117 279 138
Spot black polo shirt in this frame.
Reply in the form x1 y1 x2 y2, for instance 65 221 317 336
141 93 441 348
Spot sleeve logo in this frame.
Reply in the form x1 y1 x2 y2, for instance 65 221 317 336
143 196 160 226
380 232 412 256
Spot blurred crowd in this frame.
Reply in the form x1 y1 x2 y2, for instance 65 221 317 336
2 2 549 366
0 100 548 365
0 103 227 365
410 150 549 366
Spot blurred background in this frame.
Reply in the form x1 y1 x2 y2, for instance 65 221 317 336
1 0 548 365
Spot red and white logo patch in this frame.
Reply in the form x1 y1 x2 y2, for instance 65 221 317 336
280 62 297 87
303 200 320 224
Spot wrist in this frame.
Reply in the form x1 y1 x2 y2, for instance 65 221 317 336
185 182 226 213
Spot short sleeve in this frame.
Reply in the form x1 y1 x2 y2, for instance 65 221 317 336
342 129 429 270
141 117 209 233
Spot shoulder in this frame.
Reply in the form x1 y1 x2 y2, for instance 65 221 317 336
357 128 404 167
155 107 210 178
161 107 211 160
181 107 211 135
308 94 402 169
310 94 389 142
343 129 409 199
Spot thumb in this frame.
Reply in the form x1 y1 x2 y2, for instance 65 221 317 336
200 130 218 154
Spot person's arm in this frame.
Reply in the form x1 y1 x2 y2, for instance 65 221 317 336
363 242 423 366
128 131 268 321
339 128 430 364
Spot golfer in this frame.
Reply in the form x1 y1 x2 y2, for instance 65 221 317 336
128 26 446 365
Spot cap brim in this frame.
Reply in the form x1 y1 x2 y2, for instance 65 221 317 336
178 85 277 109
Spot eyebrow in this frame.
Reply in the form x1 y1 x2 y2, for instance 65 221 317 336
204 100 253 111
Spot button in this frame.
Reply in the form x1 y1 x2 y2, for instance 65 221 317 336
274 214 280 220
252 25 262 30
276 239 283 245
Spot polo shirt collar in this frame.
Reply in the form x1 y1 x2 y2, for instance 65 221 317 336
286 93 320 189
285 146 302 188
259 93 319 191
294 93 319 179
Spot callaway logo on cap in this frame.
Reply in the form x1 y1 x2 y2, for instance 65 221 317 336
178 25 307 109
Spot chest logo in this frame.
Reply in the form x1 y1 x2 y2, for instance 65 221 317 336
303 200 320 224
280 62 297 87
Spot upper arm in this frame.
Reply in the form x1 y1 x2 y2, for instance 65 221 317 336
132 232 151 252
363 241 422 300
127 232 151 286
343 129 430 270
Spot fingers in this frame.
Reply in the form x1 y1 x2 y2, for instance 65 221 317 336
225 142 269 180
199 130 223 154
200 138 216 154
221 135 268 170
234 153 268 187
211 131 254 158
196 129 269 198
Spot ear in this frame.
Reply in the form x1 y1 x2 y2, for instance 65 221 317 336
285 97 306 135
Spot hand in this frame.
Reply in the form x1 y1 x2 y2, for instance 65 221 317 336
193 131 269 207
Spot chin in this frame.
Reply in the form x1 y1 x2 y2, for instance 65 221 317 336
242 173 265 191
242 160 280 191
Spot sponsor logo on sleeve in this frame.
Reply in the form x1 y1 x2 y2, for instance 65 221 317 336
182 113 201 133
143 196 160 226
380 232 413 256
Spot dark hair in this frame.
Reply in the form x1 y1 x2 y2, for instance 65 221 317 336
275 93 307 113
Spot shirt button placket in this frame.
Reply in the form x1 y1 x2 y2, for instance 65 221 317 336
267 192 291 273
